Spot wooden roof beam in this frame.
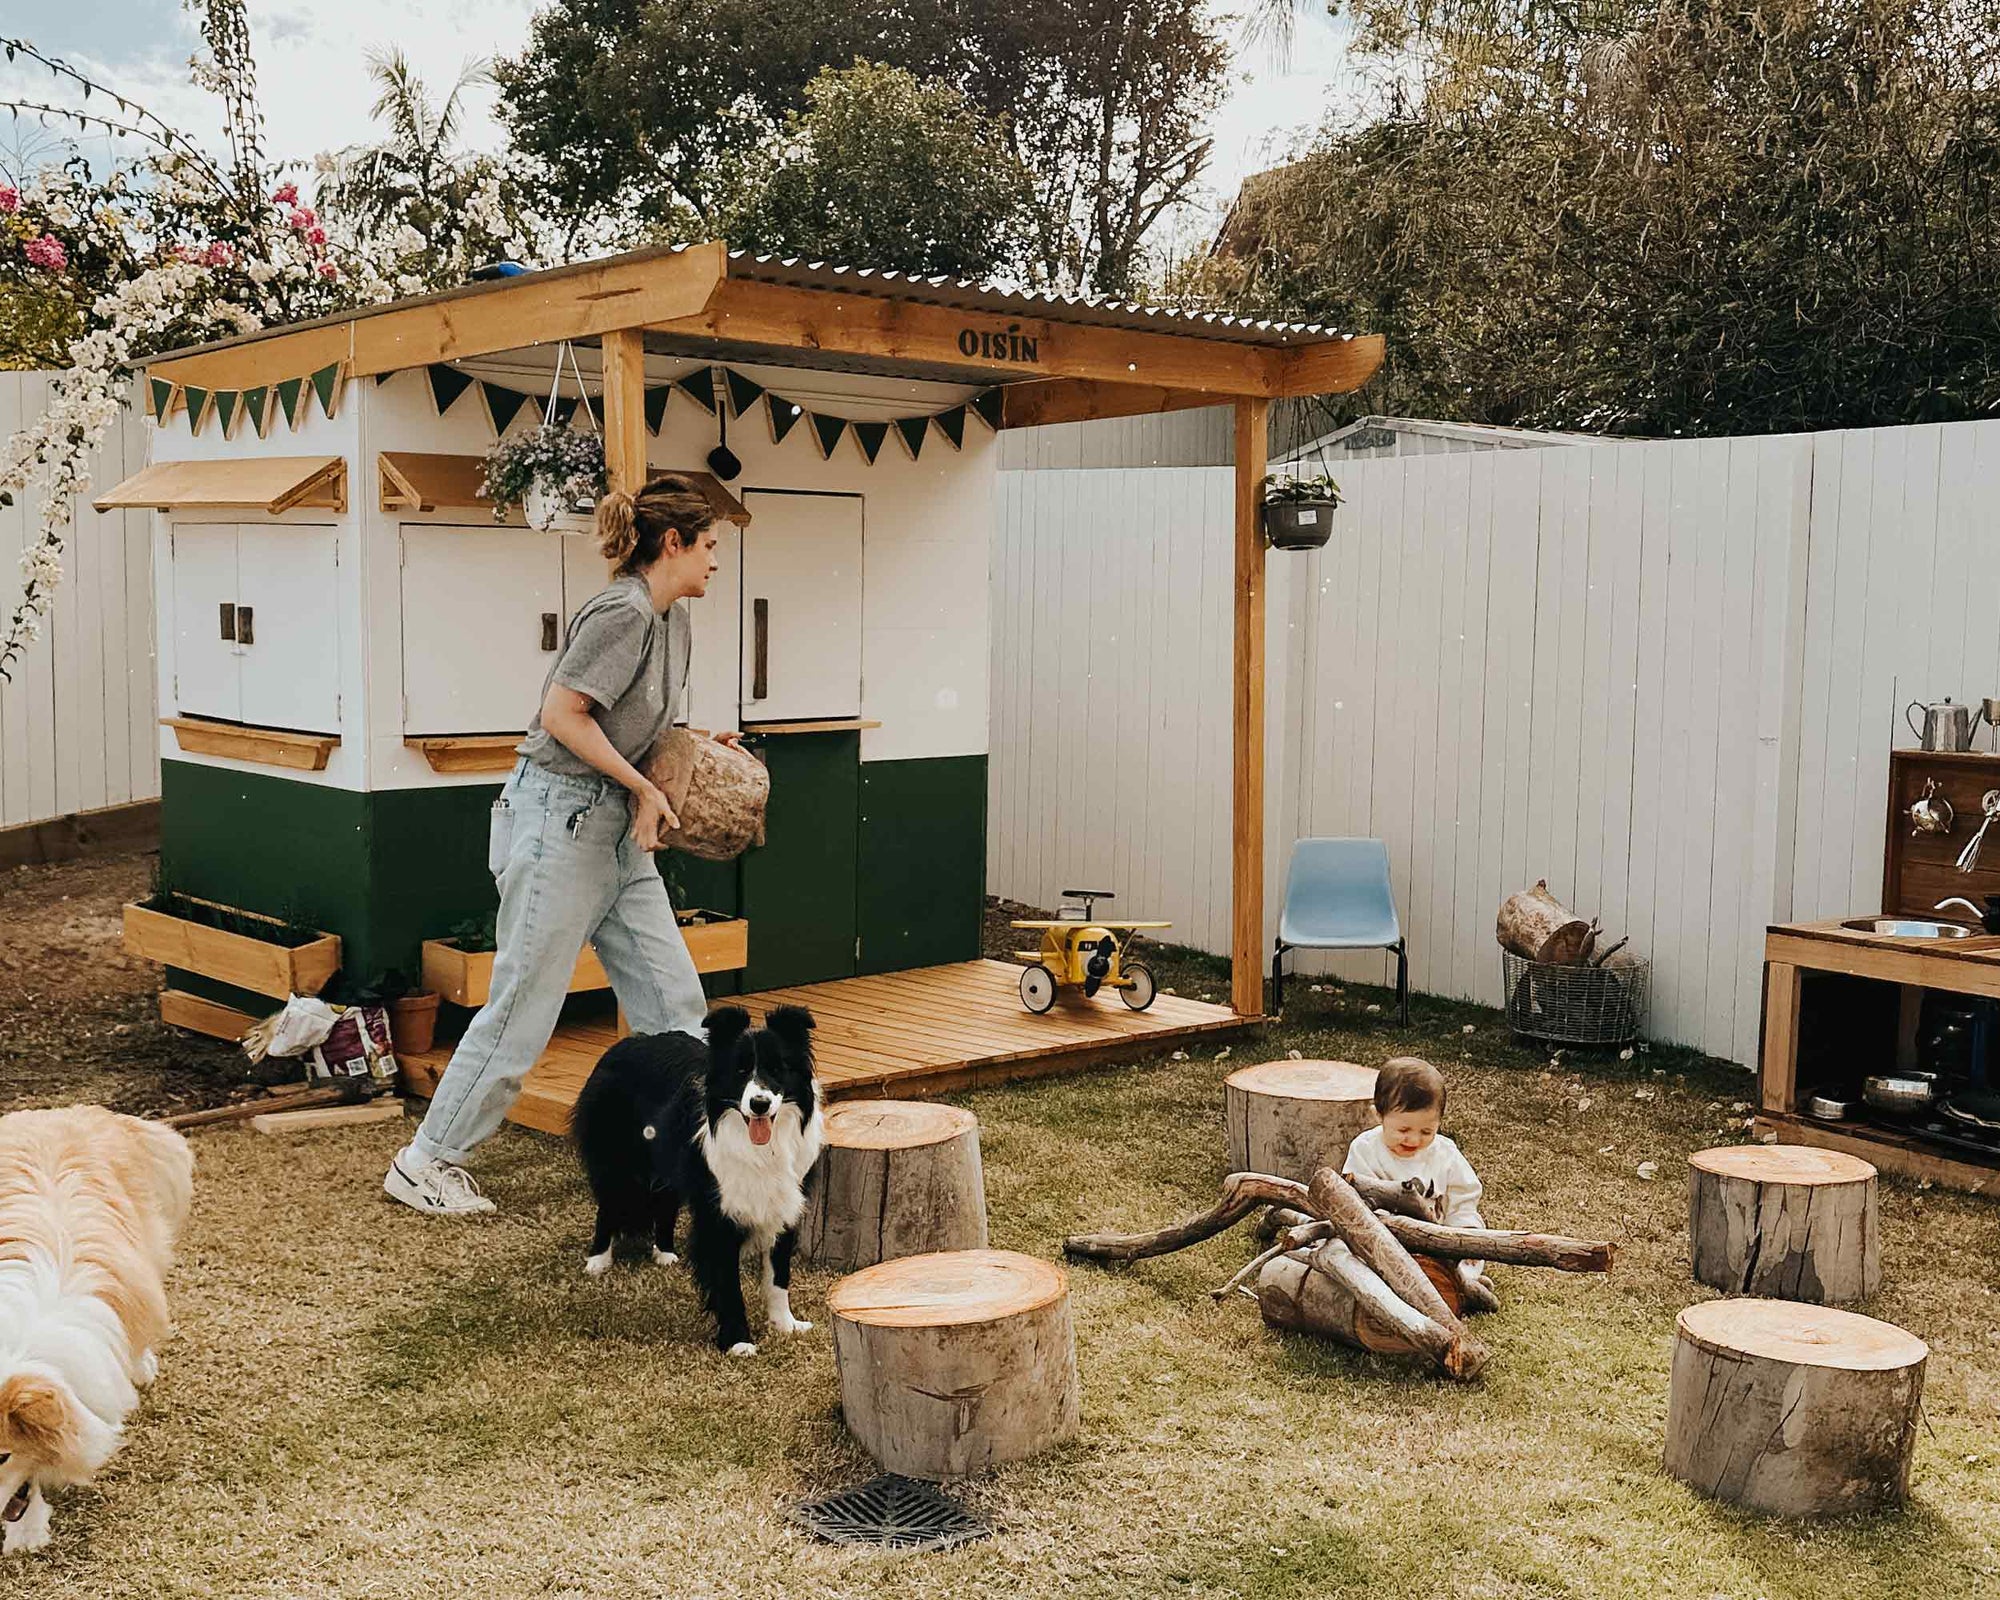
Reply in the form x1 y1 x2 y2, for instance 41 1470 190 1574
1265 333 1386 398
998 378 1221 430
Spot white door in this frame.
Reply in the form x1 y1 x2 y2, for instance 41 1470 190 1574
740 490 863 722
238 525 341 733
402 526 565 734
170 523 241 722
685 517 741 732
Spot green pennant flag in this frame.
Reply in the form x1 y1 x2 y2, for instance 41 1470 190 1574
970 388 1005 431
427 363 474 416
644 386 672 436
724 368 765 417
893 415 929 461
770 396 806 445
374 371 396 385
675 366 717 414
213 390 240 437
275 376 306 430
242 386 269 437
482 382 531 436
183 386 210 435
310 362 342 420
809 413 848 459
147 376 176 423
852 420 889 464
934 406 967 450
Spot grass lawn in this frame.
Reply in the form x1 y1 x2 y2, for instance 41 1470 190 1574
8 948 1997 1598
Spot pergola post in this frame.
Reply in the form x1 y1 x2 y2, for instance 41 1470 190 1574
1232 397 1270 1018
600 327 649 497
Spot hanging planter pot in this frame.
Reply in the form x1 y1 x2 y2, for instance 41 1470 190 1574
1262 473 1344 551
479 341 606 533
523 481 597 534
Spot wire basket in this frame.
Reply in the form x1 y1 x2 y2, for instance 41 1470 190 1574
1501 951 1650 1046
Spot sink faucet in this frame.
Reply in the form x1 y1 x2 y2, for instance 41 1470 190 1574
1936 896 2000 932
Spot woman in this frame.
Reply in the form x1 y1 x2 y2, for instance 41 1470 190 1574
385 474 733 1216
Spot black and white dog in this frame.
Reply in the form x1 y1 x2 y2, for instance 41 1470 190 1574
571 1005 823 1355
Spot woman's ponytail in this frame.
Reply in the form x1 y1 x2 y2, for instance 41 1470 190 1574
596 489 639 567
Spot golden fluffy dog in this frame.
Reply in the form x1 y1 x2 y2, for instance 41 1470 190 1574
0 1106 193 1556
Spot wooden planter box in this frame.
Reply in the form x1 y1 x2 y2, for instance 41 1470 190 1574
421 912 747 1008
123 899 343 999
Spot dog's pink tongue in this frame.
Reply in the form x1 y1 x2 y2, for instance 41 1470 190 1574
748 1114 774 1146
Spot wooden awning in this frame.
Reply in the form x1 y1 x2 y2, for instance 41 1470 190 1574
93 456 346 514
379 452 749 526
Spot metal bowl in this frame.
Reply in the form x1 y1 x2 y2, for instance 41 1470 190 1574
1841 917 1978 939
1807 1093 1855 1121
1862 1073 1940 1118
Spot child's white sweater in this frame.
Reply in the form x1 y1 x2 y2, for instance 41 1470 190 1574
1342 1126 1485 1230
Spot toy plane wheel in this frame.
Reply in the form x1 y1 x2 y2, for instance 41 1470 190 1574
1120 962 1157 1011
1019 963 1057 1014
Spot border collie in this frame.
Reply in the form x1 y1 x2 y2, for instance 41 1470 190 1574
572 1005 823 1355
1 1106 193 1556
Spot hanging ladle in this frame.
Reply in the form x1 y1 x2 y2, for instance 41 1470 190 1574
1955 789 2000 873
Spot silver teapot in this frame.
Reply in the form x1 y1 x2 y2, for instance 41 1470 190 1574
1907 698 1976 752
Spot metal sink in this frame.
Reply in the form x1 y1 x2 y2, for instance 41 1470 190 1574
1841 917 1979 939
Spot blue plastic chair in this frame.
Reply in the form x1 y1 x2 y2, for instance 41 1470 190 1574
1272 838 1408 1023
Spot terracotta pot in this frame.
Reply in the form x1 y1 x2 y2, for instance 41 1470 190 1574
388 991 442 1056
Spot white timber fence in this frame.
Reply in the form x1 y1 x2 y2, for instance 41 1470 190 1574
0 373 157 834
990 419 2000 1067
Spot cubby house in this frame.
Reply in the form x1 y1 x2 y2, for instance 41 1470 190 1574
104 242 1383 1124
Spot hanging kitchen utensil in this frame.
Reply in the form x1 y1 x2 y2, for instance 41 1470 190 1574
1983 699 2000 751
707 373 743 482
1906 697 1975 751
1909 777 1955 836
1956 788 2000 872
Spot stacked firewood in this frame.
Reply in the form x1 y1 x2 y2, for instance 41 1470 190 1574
1063 1168 1616 1382
1496 879 1631 968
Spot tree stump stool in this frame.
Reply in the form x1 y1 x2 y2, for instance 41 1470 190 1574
1688 1145 1880 1304
1664 1299 1926 1516
798 1101 988 1272
827 1249 1080 1480
1225 1060 1378 1184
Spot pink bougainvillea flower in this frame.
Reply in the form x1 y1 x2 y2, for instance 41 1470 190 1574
0 184 19 214
271 181 299 205
202 240 236 267
23 233 68 272
305 224 328 247
288 204 318 230
317 260 339 280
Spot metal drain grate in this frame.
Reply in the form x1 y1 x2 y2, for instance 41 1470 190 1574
789 1473 992 1552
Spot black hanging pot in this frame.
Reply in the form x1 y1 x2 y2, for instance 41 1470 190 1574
1263 499 1338 551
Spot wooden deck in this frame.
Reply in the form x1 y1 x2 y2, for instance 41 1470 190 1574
399 959 1255 1135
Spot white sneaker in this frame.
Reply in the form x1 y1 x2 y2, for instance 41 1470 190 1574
384 1150 496 1216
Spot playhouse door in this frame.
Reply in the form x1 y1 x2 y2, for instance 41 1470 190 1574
739 490 862 723
401 526 565 734
237 526 340 733
170 523 241 722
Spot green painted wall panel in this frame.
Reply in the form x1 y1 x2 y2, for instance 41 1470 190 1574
857 755 987 974
740 732 860 990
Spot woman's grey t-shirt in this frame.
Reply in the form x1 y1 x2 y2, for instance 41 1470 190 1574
517 576 692 777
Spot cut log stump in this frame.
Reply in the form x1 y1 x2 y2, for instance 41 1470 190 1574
1224 1060 1378 1185
828 1249 1080 1480
798 1100 988 1271
1688 1145 1880 1304
1664 1299 1926 1516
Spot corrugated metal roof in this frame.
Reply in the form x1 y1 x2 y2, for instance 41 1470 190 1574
719 248 1346 346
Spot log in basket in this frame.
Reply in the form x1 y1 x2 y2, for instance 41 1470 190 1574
1501 949 1649 1046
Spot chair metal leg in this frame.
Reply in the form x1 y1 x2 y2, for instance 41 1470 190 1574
1271 940 1288 1014
1394 940 1409 1026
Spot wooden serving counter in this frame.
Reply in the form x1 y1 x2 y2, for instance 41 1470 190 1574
1758 919 1999 1193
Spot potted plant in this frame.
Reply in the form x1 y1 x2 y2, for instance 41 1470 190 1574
374 968 443 1057
1262 472 1344 551
123 884 342 1000
479 424 606 533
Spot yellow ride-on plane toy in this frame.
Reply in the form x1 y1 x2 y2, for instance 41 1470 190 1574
1011 890 1170 1014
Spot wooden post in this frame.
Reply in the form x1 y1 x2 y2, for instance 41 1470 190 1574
1232 397 1269 1018
1760 960 1802 1112
600 327 649 498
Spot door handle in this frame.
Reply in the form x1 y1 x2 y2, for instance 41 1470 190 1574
541 612 559 651
219 601 236 642
235 605 253 646
752 597 769 700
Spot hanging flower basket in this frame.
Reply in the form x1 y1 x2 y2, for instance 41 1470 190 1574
482 425 605 532
1262 473 1344 551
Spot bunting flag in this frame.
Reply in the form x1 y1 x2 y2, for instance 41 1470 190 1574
310 361 343 421
809 413 848 459
893 415 929 461
852 420 889 465
147 376 176 421
426 363 475 416
212 390 240 438
770 396 806 446
183 386 211 436
970 387 1005 431
724 368 765 418
675 366 717 414
275 376 307 430
242 385 269 438
644 385 672 436
933 406 967 450
482 381 532 436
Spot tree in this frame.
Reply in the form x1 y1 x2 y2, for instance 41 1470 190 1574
495 0 1226 292
1197 0 2000 435
720 63 1033 279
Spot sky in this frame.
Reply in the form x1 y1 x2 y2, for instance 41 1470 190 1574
3 1 1365 248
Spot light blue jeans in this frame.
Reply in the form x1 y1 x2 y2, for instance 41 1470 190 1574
411 760 709 1165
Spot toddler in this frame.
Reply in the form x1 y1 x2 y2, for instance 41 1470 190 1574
1344 1056 1490 1302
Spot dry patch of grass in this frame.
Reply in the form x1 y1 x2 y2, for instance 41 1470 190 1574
9 965 1999 1598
